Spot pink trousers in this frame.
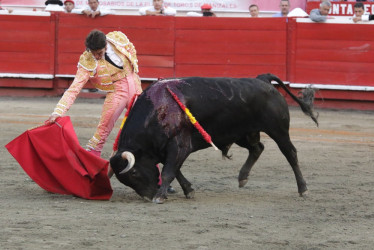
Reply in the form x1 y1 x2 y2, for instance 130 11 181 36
86 72 140 156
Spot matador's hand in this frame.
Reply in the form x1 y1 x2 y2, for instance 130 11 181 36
45 114 60 125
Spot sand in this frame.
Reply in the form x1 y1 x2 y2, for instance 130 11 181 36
1 96 373 249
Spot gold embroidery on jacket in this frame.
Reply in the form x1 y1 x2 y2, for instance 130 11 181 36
76 31 138 92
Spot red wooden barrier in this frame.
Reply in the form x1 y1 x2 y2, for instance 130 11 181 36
0 14 55 89
0 13 373 110
55 15 286 79
54 14 287 89
56 13 175 79
288 18 374 88
175 17 287 78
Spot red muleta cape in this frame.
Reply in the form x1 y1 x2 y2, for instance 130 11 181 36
5 116 112 200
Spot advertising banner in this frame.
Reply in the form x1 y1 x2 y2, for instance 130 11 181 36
306 2 374 16
1 0 306 12
250 0 306 12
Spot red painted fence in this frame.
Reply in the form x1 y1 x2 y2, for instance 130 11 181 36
0 14 55 93
174 17 287 79
287 17 374 107
0 12 373 110
54 14 287 79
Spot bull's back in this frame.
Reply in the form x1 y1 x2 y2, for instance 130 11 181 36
166 77 289 148
182 77 287 126
131 77 290 151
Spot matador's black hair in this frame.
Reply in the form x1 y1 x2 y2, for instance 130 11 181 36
85 30 107 51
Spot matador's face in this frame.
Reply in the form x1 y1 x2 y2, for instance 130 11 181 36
91 47 106 60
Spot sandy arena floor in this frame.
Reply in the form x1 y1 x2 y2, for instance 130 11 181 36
1 96 373 249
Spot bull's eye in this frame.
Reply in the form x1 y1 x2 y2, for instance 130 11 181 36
131 169 137 177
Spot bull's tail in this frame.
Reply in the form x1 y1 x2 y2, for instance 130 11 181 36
256 73 319 126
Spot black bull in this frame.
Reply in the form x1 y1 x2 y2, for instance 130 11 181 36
110 74 318 203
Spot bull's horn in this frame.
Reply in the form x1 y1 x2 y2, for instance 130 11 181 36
119 151 135 174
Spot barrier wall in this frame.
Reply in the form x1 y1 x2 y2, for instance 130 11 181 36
289 18 374 88
174 17 287 79
287 18 374 106
56 14 176 78
0 13 373 110
54 14 287 79
0 14 55 91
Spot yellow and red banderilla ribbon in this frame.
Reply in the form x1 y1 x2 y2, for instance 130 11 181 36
166 86 218 150
112 94 139 151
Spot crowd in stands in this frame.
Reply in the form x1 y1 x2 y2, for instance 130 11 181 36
43 0 113 17
0 0 12 13
1 0 374 23
139 0 176 16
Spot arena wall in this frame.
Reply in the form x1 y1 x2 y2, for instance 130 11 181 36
0 12 373 110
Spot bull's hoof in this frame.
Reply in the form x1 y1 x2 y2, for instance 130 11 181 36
299 190 309 197
152 197 166 204
238 179 248 188
185 190 195 199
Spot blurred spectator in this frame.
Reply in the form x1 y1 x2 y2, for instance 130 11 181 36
201 3 216 17
0 0 13 13
249 4 259 18
139 0 176 16
77 0 113 18
186 3 216 17
310 1 333 22
45 0 65 11
353 2 365 19
353 2 374 23
64 0 75 13
273 0 290 17
45 0 63 6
